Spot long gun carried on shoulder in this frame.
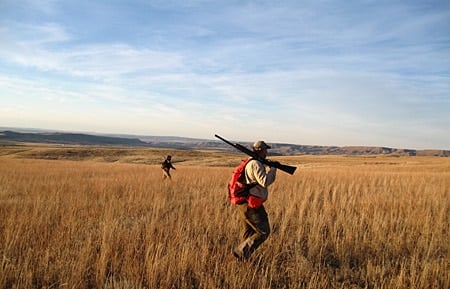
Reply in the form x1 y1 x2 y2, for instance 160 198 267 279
215 134 297 175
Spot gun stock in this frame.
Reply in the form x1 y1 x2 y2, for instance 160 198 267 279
215 134 297 175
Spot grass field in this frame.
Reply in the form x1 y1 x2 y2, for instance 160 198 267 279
0 145 449 289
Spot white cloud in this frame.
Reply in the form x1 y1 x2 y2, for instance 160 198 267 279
18 44 181 80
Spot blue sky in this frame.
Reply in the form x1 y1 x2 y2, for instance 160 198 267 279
1 0 449 149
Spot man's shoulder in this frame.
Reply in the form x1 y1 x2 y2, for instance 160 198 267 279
247 158 264 168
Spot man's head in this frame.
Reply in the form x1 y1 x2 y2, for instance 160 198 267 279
253 140 271 158
167 155 172 160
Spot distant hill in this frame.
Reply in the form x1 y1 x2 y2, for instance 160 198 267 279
0 130 448 157
0 131 148 146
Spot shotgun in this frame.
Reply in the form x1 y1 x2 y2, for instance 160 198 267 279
215 134 297 175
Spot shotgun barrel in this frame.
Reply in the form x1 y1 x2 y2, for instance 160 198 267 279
215 134 296 175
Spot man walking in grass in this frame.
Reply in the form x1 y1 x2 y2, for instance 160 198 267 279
161 155 176 180
233 141 277 260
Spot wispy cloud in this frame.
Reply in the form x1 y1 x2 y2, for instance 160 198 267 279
0 23 184 80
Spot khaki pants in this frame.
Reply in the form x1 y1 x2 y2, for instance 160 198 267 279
234 203 270 259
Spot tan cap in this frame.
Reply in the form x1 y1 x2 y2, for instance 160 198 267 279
253 140 271 151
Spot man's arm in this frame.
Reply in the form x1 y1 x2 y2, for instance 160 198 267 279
250 160 276 188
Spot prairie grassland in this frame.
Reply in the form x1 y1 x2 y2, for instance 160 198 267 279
0 147 449 289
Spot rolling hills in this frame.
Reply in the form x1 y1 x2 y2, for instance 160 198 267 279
0 129 448 157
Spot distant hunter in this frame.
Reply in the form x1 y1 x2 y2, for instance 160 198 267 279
161 155 176 180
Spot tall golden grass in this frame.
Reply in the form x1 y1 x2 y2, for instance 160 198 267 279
0 147 449 289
